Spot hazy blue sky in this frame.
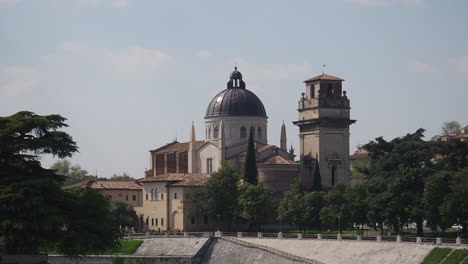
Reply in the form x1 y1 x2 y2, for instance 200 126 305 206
1 0 467 178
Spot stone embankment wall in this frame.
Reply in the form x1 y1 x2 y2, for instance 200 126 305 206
238 237 442 264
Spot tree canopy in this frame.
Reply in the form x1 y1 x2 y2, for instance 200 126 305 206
442 121 462 134
0 111 120 255
50 159 93 186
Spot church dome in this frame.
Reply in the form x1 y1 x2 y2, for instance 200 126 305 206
205 68 267 118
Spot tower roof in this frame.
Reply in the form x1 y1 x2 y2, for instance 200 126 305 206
304 74 344 83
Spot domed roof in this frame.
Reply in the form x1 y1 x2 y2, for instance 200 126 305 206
205 67 267 118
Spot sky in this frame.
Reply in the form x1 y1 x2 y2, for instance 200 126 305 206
1 0 467 179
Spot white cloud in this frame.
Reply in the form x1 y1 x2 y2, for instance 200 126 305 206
59 41 172 78
455 56 468 74
0 67 42 96
407 60 438 74
198 50 214 60
110 47 172 77
343 0 423 6
78 0 132 8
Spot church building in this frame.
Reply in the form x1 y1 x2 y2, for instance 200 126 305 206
138 67 354 231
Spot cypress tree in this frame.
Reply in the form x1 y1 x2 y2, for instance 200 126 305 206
312 154 322 191
243 130 258 185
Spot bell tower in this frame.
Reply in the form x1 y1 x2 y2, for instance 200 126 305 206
293 73 356 189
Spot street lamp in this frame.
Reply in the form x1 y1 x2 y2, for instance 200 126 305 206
217 214 220 232
457 218 460 239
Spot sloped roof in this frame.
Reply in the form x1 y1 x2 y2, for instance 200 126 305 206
259 155 298 165
304 74 344 82
66 180 142 190
139 173 210 187
169 174 210 187
150 140 207 154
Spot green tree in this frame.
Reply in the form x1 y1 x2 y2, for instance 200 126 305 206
440 168 468 237
110 201 138 230
50 159 92 185
205 161 240 229
303 191 326 230
184 187 209 232
442 121 461 134
277 180 307 231
0 111 120 255
57 187 121 256
345 184 369 234
111 172 133 181
422 171 452 231
320 184 351 233
243 130 258 185
363 129 434 236
312 155 322 191
238 183 274 231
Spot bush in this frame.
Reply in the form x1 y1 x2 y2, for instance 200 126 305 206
441 249 468 264
422 247 453 264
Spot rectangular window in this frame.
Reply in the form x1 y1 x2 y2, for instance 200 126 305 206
204 215 208 225
126 195 128 201
167 152 177 173
133 195 136 201
146 194 148 200
161 218 164 226
207 158 213 174
151 218 154 226
146 218 149 226
155 218 158 226
174 193 177 199
191 216 195 225
161 193 164 200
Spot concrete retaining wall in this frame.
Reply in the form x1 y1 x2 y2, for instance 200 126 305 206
48 255 194 264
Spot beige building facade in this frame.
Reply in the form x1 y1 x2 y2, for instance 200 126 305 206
139 174 214 232
294 74 355 189
66 180 143 208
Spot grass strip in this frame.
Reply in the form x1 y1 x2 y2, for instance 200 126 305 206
422 247 453 264
442 249 468 264
103 240 143 254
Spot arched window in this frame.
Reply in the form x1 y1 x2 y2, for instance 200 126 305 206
240 126 247 138
327 84 334 97
152 188 158 200
257 127 262 138
250 126 255 138
214 127 219 138
208 127 212 139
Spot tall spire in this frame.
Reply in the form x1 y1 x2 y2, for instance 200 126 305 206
190 121 196 143
280 121 287 151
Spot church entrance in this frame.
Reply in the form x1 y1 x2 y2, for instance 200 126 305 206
171 211 183 231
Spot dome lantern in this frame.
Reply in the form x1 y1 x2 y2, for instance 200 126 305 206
227 66 245 89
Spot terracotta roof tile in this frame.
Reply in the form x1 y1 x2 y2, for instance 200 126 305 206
259 155 297 165
66 180 142 190
168 174 210 187
304 74 344 82
151 140 206 154
350 152 369 160
139 173 210 187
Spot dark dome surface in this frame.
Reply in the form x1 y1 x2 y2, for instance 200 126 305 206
205 88 267 118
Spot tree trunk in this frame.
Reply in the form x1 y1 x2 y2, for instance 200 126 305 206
416 219 424 237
